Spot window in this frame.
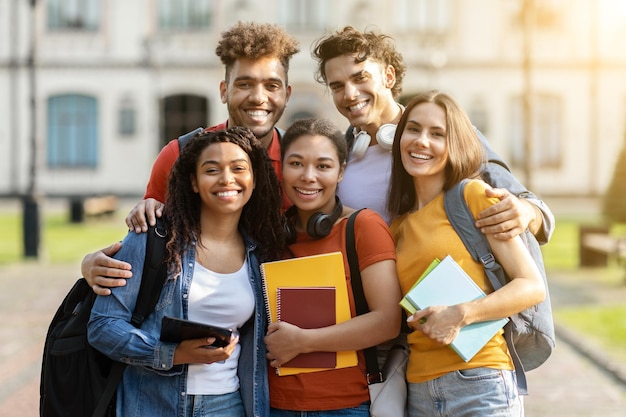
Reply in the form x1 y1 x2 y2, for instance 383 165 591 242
510 94 562 169
159 0 212 30
47 95 98 168
160 94 208 148
118 96 136 136
47 0 99 30
279 0 327 32
395 0 450 33
119 108 136 136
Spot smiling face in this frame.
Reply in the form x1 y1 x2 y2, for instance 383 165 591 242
220 56 291 147
282 134 345 217
323 54 397 135
399 102 449 183
191 142 254 216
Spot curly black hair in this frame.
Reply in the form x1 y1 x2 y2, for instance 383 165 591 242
312 26 406 99
164 127 285 274
215 21 300 83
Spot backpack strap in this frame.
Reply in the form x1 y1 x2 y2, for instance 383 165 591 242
178 127 204 150
443 179 528 395
92 218 170 417
132 217 169 325
276 127 286 143
345 209 383 384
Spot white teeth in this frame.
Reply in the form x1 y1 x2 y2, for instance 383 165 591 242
410 152 431 160
296 188 319 195
247 110 269 117
217 191 239 197
349 102 366 112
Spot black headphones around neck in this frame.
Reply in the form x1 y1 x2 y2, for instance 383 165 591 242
283 196 344 244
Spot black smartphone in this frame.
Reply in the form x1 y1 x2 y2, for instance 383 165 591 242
160 316 233 348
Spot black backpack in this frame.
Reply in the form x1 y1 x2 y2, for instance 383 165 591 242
443 179 555 395
39 219 169 417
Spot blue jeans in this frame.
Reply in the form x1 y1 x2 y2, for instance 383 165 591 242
270 402 370 417
408 368 522 417
185 391 245 417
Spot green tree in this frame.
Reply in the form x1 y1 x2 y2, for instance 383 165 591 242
602 136 626 223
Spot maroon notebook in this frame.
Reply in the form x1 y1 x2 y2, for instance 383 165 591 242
277 287 337 368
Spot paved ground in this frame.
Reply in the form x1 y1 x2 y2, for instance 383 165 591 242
1 260 625 416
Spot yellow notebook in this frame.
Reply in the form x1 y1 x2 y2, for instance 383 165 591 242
261 251 358 375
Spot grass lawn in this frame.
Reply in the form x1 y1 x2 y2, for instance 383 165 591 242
0 208 128 265
555 305 626 363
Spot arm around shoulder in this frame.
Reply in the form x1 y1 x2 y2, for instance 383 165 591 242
475 128 554 242
82 242 132 296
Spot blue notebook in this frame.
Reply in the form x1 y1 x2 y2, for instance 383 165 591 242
400 255 509 362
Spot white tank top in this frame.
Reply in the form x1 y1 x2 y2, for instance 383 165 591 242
186 259 254 395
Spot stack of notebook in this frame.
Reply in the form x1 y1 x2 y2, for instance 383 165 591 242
261 251 357 375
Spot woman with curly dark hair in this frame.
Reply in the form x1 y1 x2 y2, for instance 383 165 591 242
89 127 284 417
165 126 285 268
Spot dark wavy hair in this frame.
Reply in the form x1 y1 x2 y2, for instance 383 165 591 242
164 127 285 273
280 118 347 165
387 90 485 216
216 21 300 84
312 26 406 99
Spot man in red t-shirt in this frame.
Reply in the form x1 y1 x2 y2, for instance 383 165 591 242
82 22 299 294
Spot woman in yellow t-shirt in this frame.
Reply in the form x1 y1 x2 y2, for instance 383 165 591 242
387 90 546 417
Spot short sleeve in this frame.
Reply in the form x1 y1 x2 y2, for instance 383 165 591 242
464 179 500 219
353 209 396 271
144 140 180 202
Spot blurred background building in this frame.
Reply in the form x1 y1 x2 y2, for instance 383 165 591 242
1 0 625 200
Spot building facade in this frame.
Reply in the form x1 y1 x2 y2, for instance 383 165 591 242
1 0 625 199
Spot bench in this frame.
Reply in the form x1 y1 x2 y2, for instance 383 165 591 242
70 195 118 223
84 195 118 217
579 225 626 272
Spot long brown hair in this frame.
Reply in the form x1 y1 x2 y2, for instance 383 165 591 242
387 90 485 216
164 127 285 273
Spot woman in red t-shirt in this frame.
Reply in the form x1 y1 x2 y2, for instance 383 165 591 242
264 118 402 416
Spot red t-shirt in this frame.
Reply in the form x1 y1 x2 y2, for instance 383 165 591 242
143 122 290 210
269 209 396 411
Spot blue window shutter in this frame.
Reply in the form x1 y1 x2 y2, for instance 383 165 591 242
47 94 98 168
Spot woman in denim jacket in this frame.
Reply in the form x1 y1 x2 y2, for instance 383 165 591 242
88 127 285 417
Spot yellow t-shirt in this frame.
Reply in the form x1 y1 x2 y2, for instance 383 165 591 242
391 179 514 383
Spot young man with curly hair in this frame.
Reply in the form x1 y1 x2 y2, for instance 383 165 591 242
312 26 554 242
82 22 299 294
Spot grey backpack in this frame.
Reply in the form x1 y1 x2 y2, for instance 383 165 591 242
443 179 555 395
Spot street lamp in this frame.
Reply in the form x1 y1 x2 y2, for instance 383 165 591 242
522 0 534 191
23 0 39 258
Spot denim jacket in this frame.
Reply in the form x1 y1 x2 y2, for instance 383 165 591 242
88 229 270 417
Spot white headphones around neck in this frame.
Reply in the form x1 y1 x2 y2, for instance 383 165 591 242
351 123 397 159
351 104 405 159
